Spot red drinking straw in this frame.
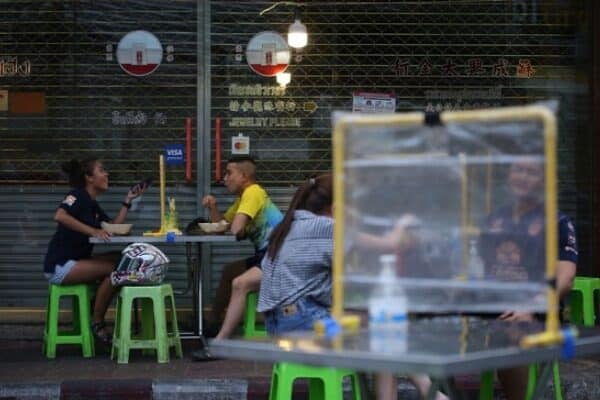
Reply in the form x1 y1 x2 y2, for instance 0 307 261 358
215 117 222 182
185 117 192 183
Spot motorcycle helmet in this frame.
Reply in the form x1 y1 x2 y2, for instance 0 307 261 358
110 243 170 286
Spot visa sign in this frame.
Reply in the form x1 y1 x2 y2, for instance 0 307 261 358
165 144 184 166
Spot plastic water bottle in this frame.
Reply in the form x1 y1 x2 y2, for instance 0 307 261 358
467 239 484 279
368 254 408 353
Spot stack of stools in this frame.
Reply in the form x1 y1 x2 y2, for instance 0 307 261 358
269 362 362 400
111 283 182 363
569 276 600 326
43 283 95 358
243 291 267 338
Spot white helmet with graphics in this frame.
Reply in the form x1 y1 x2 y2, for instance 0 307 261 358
110 243 170 286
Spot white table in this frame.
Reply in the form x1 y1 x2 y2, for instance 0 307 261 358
91 234 237 339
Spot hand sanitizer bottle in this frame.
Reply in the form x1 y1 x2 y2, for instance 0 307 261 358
369 254 408 352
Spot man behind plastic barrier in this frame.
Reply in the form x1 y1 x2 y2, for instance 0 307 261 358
479 158 577 400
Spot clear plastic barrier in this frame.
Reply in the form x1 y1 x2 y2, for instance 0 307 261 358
334 106 553 314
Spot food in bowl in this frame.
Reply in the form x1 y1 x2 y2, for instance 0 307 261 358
101 221 133 235
198 220 230 234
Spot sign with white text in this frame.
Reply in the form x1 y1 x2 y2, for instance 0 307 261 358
352 92 396 113
165 144 184 166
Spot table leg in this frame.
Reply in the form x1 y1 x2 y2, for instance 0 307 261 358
179 242 201 339
196 242 203 337
529 362 554 400
174 243 194 296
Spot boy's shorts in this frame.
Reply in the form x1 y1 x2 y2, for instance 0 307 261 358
245 249 267 270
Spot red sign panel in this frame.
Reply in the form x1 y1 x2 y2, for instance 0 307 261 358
116 30 163 77
246 31 290 77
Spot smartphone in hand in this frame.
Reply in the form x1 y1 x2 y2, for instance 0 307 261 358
130 177 153 194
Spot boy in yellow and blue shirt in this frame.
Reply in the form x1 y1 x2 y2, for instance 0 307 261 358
194 156 282 361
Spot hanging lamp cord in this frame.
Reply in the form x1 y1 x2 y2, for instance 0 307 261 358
259 1 305 16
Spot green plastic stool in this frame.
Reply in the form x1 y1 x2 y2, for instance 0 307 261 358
43 283 95 359
243 291 267 338
526 362 562 400
569 277 600 326
269 361 362 400
111 283 182 363
479 361 562 400
479 370 495 400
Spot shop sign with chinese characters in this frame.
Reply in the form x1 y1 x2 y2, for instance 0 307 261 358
392 56 536 78
227 83 318 128
424 87 504 113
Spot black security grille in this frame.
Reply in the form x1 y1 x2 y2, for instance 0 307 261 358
210 0 590 188
0 0 198 185
0 0 594 276
0 1 591 189
210 0 592 272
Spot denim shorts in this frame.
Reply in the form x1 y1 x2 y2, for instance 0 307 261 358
265 297 330 335
44 260 77 284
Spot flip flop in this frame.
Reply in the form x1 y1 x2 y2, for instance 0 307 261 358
91 320 112 345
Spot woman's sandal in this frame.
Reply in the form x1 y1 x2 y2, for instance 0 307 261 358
91 321 112 345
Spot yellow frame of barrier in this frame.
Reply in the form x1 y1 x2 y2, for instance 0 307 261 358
143 154 182 237
331 105 563 348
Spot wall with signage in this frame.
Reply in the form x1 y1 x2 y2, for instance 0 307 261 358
0 1 200 309
210 0 593 270
0 2 197 185
0 0 596 307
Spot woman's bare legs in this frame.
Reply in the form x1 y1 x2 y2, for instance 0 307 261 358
410 375 450 400
215 266 262 339
208 259 247 326
376 373 398 400
498 366 529 400
61 258 117 324
375 373 450 400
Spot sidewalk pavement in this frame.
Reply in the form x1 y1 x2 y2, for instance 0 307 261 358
1 323 600 399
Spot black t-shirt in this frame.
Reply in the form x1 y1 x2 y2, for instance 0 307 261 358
480 203 578 282
43 188 109 273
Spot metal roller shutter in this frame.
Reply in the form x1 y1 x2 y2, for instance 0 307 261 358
0 1 595 313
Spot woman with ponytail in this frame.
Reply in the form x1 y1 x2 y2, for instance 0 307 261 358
257 174 334 334
257 175 448 400
43 158 145 344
